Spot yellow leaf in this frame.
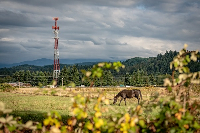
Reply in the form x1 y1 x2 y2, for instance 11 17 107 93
83 112 87 118
124 113 130 122
43 119 49 126
99 119 104 125
98 62 105 67
179 108 185 113
95 122 101 128
67 119 72 125
184 44 188 49
178 74 188 81
85 122 93 130
50 126 61 133
94 105 99 111
95 119 104 128
175 113 182 120
86 71 91 77
55 122 61 128
136 105 141 111
130 119 135 127
184 124 189 129
163 78 172 86
104 99 109 105
95 112 102 118
191 52 197 62
72 108 79 115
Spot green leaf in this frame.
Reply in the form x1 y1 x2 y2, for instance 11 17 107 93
68 82 76 87
193 121 200 129
183 67 188 73
185 55 190 62
138 120 146 128
96 72 102 78
185 112 193 121
174 62 178 68
167 86 172 92
170 128 176 133
176 78 179 83
8 126 17 132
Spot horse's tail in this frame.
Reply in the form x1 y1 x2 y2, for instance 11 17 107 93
139 90 142 100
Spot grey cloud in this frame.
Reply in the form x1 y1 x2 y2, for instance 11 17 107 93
105 38 127 45
2 0 139 8
0 0 200 64
20 39 51 49
0 10 38 27
138 0 200 13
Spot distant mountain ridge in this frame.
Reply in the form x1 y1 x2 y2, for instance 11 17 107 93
0 50 199 76
0 58 120 68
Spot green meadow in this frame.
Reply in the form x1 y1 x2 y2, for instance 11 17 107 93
0 87 166 123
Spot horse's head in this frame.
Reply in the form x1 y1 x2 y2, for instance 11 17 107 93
113 97 117 104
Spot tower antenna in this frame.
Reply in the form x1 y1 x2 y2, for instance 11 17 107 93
52 17 60 86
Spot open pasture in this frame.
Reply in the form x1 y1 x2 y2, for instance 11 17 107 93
0 87 198 123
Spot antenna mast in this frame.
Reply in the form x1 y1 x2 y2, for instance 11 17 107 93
52 17 60 85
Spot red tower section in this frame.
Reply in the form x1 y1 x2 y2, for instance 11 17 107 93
52 17 60 83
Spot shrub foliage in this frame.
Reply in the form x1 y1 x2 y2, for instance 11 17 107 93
0 83 16 92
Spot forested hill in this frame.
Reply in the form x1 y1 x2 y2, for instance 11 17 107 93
120 50 178 75
0 50 199 76
120 50 200 75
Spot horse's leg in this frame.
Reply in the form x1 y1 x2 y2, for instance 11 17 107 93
135 96 139 104
135 94 140 104
124 98 126 105
119 97 123 106
138 97 140 104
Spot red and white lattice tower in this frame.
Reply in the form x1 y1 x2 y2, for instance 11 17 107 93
52 17 60 82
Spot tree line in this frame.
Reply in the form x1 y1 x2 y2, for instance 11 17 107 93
0 50 199 87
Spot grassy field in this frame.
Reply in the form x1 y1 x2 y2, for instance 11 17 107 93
1 86 197 123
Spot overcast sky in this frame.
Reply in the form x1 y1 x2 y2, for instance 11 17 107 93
0 0 200 64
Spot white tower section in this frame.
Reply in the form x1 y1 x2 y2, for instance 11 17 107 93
52 17 60 83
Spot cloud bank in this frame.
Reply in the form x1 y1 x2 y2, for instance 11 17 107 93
0 0 199 64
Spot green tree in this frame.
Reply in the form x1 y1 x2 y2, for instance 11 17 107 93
71 65 80 86
38 71 47 86
132 69 142 86
18 70 25 82
100 70 113 86
58 66 68 86
24 70 31 83
149 74 156 86
31 71 37 86
124 72 131 86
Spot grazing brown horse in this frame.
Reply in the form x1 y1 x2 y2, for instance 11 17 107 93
113 89 142 106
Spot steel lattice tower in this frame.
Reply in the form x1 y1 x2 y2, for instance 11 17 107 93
52 17 60 82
